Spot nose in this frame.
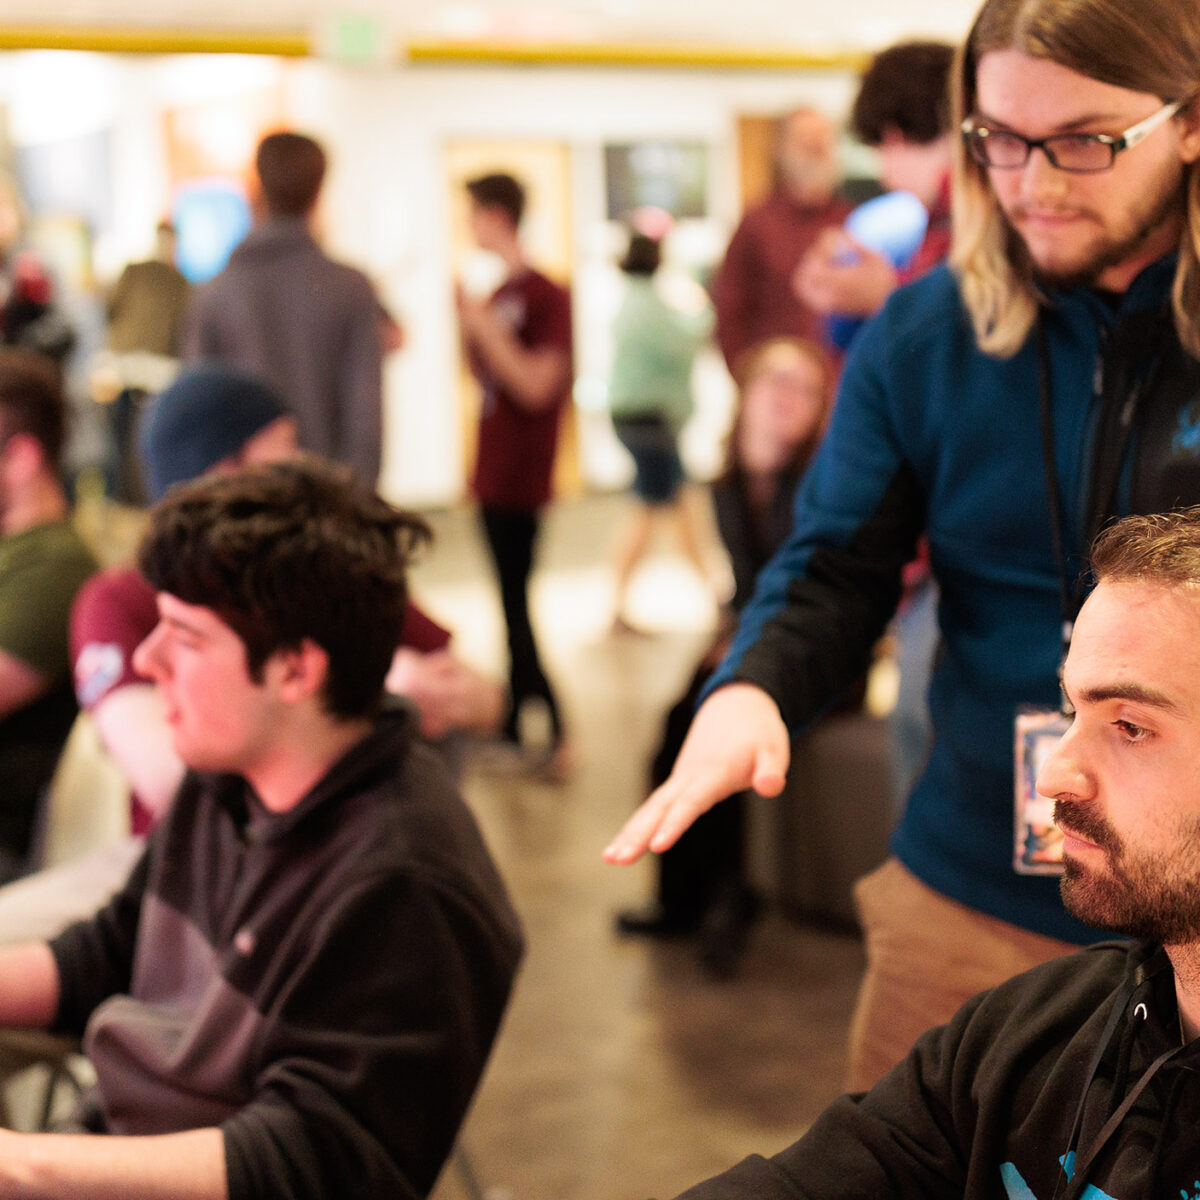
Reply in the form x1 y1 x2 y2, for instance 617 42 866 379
1035 721 1093 803
132 622 168 682
1020 145 1069 202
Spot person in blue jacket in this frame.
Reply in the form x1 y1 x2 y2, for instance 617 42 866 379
607 0 1200 1092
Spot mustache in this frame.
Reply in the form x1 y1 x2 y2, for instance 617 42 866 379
1053 798 1122 855
1009 202 1092 221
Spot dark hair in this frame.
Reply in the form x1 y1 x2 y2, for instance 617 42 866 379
465 172 526 229
619 233 661 276
255 132 327 218
0 348 65 467
851 41 956 146
137 458 431 720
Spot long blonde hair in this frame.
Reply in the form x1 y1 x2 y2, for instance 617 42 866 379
949 0 1200 358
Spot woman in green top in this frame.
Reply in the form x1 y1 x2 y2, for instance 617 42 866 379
608 232 715 632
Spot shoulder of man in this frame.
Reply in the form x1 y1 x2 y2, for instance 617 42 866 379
70 568 157 711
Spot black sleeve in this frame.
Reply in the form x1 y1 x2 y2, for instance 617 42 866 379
221 869 521 1200
668 1006 976 1200
48 848 150 1035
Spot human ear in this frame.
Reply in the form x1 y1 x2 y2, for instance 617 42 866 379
274 638 330 704
1177 100 1200 164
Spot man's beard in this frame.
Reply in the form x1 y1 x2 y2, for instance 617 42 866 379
1007 179 1185 292
1055 797 1200 945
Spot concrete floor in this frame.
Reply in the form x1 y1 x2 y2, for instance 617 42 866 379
414 494 865 1200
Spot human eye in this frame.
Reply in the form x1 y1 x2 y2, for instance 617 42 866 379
1113 718 1150 743
973 128 1028 166
1045 133 1112 171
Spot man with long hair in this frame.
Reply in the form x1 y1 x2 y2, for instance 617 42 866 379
607 0 1200 1091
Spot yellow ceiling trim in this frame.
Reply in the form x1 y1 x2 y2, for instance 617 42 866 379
0 26 309 57
405 39 868 70
0 26 865 70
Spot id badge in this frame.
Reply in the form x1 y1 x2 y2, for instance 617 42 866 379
1013 707 1070 875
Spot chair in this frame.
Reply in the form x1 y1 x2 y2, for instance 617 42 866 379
0 713 131 1130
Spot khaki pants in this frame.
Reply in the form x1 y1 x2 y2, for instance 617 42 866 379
845 858 1079 1093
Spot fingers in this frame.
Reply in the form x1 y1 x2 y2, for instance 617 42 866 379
602 785 676 865
751 741 789 798
602 760 747 865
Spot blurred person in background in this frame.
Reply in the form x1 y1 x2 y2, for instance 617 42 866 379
0 349 95 884
616 338 833 976
795 41 956 327
607 228 716 632
457 171 573 779
0 177 75 370
106 221 189 363
99 219 190 504
711 108 849 379
184 131 384 487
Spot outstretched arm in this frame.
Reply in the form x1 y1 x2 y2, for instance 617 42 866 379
603 683 789 864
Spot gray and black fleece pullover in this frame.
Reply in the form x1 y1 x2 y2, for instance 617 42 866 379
49 706 524 1199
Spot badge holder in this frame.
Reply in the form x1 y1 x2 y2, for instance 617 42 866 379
1013 707 1069 875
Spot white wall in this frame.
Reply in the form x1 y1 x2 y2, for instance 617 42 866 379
0 51 859 505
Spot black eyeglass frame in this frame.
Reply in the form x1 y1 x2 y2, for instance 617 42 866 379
961 99 1186 174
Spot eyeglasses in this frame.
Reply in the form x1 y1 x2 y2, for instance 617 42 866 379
961 99 1185 173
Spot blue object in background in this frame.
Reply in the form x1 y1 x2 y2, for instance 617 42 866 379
826 190 929 350
173 181 251 284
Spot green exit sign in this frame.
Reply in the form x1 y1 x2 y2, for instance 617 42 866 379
324 14 387 64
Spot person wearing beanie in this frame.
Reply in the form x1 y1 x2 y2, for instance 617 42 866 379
137 361 296 501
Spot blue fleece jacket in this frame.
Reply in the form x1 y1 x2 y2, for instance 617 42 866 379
712 257 1198 943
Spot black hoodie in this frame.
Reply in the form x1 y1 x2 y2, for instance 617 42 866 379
48 706 524 1199
674 941 1200 1198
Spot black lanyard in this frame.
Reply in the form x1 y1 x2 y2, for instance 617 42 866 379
1052 978 1185 1200
1036 315 1078 658
1036 309 1168 658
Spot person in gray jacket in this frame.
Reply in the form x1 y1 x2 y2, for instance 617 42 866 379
184 131 384 486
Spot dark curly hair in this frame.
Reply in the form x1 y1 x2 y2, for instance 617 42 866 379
137 457 430 719
851 41 956 147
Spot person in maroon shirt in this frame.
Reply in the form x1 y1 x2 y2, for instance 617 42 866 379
710 108 850 379
457 172 573 777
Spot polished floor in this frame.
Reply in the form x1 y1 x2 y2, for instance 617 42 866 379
414 493 866 1200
